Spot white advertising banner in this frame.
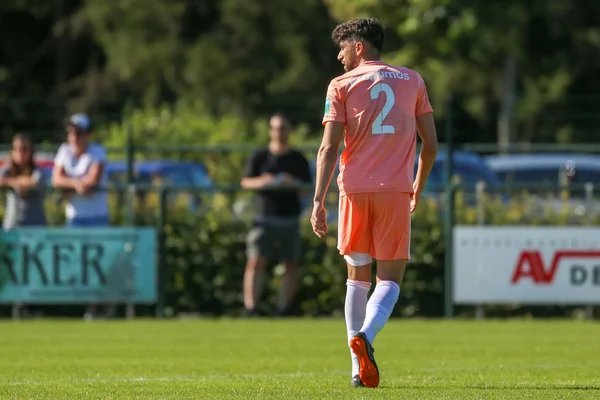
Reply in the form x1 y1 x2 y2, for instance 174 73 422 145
453 226 600 304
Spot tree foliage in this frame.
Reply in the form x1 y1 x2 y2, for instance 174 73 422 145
1 0 600 144
326 0 600 143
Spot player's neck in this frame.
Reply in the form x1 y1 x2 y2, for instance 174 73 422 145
269 141 289 155
360 57 381 65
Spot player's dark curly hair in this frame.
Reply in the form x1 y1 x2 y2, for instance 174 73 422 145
331 18 385 53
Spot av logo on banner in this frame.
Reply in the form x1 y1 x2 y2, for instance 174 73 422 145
511 250 600 285
453 226 600 305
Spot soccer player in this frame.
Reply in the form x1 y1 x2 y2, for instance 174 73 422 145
310 18 438 388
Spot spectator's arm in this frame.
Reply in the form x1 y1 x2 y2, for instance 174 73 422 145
13 169 44 192
52 166 78 189
82 145 107 188
81 163 104 188
52 145 78 189
241 175 273 189
0 167 12 187
240 151 273 189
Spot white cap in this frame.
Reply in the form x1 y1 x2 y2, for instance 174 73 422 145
68 113 91 131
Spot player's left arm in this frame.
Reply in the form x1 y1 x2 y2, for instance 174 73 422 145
413 73 438 200
313 121 343 205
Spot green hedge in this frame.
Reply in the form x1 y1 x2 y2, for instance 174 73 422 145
140 188 600 318
1 188 598 318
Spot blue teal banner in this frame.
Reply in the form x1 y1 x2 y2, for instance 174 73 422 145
0 228 157 303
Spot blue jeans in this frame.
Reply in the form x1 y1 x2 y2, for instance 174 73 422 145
66 216 110 227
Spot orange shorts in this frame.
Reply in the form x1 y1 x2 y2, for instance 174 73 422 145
337 192 411 261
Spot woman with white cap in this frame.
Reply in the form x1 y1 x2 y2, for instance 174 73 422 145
52 113 112 319
52 113 110 227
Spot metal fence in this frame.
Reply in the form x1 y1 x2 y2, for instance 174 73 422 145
2 177 598 318
2 137 600 318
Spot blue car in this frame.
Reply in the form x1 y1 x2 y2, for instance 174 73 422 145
106 160 214 210
106 160 213 186
485 153 600 187
484 153 600 217
421 150 502 193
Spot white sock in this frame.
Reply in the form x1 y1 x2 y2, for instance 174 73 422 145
360 280 400 345
345 279 371 376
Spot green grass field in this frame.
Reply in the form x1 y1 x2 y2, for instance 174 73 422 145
1 319 599 399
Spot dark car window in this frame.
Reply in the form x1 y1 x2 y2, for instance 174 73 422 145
190 168 213 187
496 168 562 185
570 168 600 184
162 169 191 185
453 164 494 185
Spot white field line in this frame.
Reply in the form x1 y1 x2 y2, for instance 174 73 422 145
2 362 600 386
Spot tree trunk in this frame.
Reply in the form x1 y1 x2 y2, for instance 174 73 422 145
497 54 518 154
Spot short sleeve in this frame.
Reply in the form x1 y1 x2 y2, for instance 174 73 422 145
298 154 312 184
54 143 69 167
243 150 261 178
415 74 434 116
322 80 346 126
90 144 107 163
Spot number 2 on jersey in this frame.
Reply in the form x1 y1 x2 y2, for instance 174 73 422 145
370 83 395 134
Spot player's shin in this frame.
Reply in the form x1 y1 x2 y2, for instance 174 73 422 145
360 280 400 344
345 279 371 376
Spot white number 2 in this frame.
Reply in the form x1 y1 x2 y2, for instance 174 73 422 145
370 83 395 134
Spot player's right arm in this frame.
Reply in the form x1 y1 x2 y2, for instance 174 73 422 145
413 74 438 201
240 151 274 190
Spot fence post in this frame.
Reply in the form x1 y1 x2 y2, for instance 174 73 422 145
1 231 18 320
125 184 137 320
443 96 454 319
475 181 486 319
155 186 167 318
584 182 594 320
124 113 136 319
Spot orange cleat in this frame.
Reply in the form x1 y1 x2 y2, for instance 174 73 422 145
349 332 380 388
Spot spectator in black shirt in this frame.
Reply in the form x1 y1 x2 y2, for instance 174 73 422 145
240 113 312 316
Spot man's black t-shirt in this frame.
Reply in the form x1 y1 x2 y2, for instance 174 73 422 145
244 148 312 219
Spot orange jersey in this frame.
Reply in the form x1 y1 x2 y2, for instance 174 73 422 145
322 61 433 195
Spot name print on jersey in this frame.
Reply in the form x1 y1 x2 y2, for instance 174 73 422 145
349 68 410 89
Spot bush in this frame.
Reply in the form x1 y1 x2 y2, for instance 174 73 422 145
126 186 600 318
98 103 318 185
1 187 598 318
